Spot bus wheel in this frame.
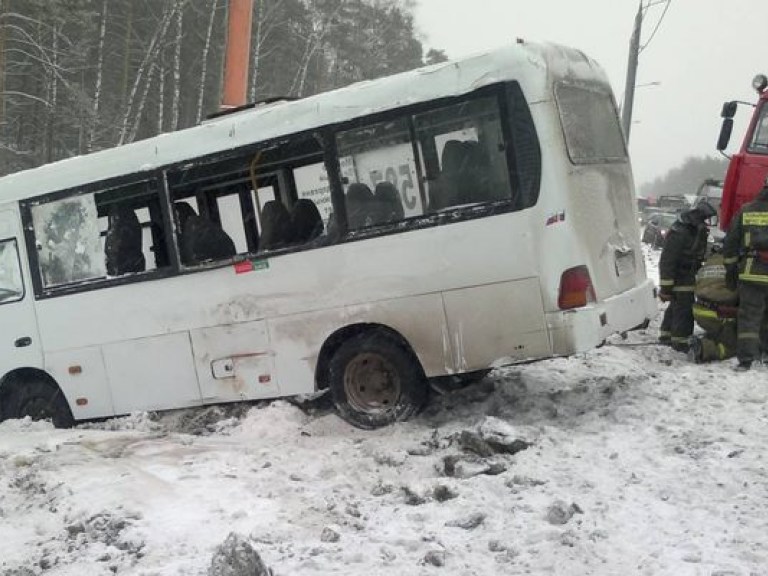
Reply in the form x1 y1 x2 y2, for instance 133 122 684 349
328 332 427 429
2 380 74 429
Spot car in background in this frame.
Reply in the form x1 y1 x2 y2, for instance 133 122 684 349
642 211 679 248
656 195 690 213
639 205 663 225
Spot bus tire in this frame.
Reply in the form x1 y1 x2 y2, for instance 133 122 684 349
328 331 427 429
1 379 74 429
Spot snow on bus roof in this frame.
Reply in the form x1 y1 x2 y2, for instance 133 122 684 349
0 41 607 203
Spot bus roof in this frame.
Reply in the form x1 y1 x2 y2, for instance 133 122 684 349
0 41 609 203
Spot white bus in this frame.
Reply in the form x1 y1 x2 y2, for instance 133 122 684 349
0 41 656 429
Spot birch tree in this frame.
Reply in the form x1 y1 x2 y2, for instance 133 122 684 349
118 2 175 144
88 0 109 151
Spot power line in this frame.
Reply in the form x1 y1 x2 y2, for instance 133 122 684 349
639 0 671 54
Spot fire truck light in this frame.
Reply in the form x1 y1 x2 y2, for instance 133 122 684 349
752 74 768 94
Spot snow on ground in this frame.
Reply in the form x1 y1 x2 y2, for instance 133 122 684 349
2 246 768 576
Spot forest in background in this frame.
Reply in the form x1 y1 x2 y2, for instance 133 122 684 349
0 0 447 177
637 155 730 200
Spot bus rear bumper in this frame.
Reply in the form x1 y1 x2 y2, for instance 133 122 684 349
546 278 657 356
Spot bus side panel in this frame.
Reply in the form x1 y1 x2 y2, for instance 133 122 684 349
269 293 450 395
45 347 114 420
190 322 278 402
102 332 202 414
344 294 451 377
442 279 551 370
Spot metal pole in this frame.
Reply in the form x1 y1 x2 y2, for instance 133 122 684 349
621 1 643 143
222 0 254 110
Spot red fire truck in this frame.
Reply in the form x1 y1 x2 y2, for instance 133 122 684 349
717 74 768 229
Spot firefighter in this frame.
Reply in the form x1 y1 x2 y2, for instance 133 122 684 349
723 176 768 370
688 252 739 363
658 201 717 352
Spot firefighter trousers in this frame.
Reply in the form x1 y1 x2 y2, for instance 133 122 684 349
697 322 737 362
660 291 695 351
736 281 768 364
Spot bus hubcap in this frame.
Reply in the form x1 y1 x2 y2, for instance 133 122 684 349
344 352 401 412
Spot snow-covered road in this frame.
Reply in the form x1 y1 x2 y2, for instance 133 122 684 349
2 248 767 576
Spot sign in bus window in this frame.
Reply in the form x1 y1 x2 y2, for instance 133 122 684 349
294 162 334 225
31 195 106 288
0 239 24 303
337 118 422 229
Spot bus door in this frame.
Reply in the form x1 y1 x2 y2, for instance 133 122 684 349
0 209 43 376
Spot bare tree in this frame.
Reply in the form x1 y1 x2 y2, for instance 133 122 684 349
195 0 219 122
88 0 109 151
291 0 341 98
171 0 184 130
118 2 175 144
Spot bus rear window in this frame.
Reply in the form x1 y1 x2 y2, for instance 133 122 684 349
556 83 627 164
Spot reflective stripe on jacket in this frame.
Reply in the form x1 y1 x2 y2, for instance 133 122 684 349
723 189 768 284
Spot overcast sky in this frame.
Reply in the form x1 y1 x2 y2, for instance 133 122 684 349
413 0 768 188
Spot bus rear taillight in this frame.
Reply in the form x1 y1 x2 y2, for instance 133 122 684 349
558 266 596 310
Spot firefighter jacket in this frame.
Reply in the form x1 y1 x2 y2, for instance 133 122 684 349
658 216 709 297
723 186 768 284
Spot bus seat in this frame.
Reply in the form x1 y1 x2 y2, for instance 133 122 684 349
429 140 466 210
461 140 492 204
291 199 324 243
175 202 197 231
373 181 404 223
260 200 294 250
105 206 146 276
346 183 374 229
175 201 237 264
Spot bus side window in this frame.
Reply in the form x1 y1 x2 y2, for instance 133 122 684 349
167 156 252 265
31 193 107 288
336 117 422 230
414 95 513 212
97 181 169 276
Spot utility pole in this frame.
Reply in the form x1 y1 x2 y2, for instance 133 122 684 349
621 1 642 143
221 0 254 110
